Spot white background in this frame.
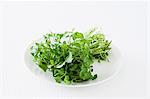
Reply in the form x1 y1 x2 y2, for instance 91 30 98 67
0 1 148 98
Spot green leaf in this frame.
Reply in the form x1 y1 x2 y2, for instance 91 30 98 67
72 32 84 40
54 76 62 83
80 70 92 80
50 60 54 65
64 75 71 84
92 74 97 80
38 62 48 72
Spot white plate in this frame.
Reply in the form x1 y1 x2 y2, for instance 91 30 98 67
24 38 122 87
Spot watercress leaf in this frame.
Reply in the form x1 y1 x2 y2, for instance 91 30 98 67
72 32 84 40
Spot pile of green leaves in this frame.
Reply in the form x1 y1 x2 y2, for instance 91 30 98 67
30 29 111 84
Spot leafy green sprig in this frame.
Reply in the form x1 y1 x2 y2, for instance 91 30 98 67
30 28 111 84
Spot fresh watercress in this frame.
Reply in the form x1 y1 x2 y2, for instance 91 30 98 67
30 28 111 84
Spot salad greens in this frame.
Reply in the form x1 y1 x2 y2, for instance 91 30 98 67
30 28 111 84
